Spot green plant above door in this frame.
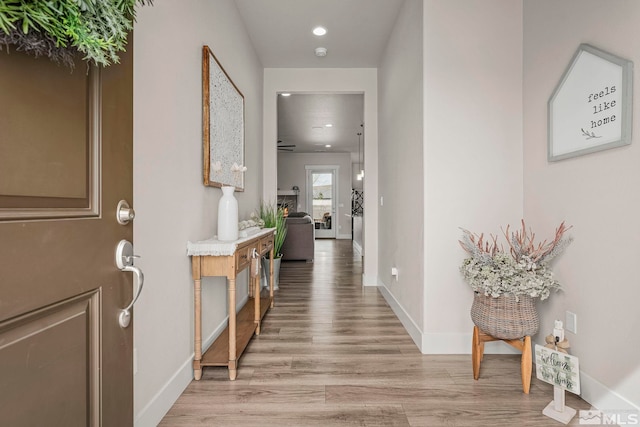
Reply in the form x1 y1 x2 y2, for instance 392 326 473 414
0 0 151 68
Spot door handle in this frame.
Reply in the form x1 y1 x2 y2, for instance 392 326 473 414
115 239 145 328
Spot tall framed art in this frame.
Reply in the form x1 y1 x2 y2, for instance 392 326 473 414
202 45 245 190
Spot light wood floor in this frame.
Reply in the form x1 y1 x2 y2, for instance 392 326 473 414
161 240 592 426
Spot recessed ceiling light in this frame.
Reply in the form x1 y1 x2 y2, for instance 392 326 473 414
325 144 332 148
280 93 291 97
325 123 333 127
313 26 327 36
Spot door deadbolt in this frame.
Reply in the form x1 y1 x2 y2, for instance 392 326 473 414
116 200 135 225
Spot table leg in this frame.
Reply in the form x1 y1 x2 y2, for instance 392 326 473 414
228 277 237 380
521 336 532 394
472 326 481 380
194 278 202 380
269 247 274 308
254 274 261 335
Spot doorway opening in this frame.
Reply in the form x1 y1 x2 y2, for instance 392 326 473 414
276 92 364 242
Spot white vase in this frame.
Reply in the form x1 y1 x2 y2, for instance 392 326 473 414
217 186 238 241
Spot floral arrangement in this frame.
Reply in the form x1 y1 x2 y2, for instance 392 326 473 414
211 161 246 174
459 220 572 301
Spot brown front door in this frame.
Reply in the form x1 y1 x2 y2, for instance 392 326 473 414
0 45 135 425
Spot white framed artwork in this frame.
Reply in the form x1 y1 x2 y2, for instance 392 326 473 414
548 44 633 162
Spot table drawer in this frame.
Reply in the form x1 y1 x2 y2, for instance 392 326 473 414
235 245 254 273
259 234 274 255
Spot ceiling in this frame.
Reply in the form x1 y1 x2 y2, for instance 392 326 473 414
277 93 364 156
234 0 405 159
234 0 405 68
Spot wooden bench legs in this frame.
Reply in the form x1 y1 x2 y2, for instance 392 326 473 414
472 325 532 394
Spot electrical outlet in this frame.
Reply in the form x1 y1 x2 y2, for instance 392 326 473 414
380 196 384 206
565 311 577 334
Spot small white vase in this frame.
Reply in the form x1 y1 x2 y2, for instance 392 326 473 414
217 186 238 241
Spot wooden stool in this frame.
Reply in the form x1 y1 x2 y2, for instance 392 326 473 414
472 325 532 394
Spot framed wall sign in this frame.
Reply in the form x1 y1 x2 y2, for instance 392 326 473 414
535 345 581 394
548 44 633 162
202 45 245 190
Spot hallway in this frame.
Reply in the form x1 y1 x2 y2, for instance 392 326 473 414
160 240 590 426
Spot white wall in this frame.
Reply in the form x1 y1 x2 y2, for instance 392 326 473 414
377 0 425 345
524 0 640 412
263 68 379 284
277 152 352 238
133 1 263 425
422 0 524 352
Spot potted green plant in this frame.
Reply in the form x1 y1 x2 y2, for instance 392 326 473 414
258 201 287 290
459 220 572 339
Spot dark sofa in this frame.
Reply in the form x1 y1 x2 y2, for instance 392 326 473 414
281 212 314 262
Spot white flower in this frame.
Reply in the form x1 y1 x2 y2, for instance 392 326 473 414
459 252 561 301
231 163 247 173
212 161 222 172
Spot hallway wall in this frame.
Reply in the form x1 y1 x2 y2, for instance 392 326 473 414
524 0 640 411
378 0 524 352
378 0 425 344
421 0 524 351
133 1 263 424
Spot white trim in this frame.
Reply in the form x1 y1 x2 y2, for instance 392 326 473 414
337 233 351 240
352 240 362 256
305 165 339 239
304 165 340 170
263 68 379 297
377 284 423 350
576 369 640 413
378 284 520 355
134 354 192 427
134 295 248 426
362 273 379 287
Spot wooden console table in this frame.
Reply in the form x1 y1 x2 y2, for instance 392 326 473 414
187 228 275 380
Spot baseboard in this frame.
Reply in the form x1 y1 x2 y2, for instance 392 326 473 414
377 284 519 355
134 354 193 427
134 296 248 426
362 273 379 287
377 284 423 349
577 369 640 413
352 240 362 256
380 283 639 413
337 233 352 240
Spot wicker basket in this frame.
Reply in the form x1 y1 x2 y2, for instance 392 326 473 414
470 292 539 340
